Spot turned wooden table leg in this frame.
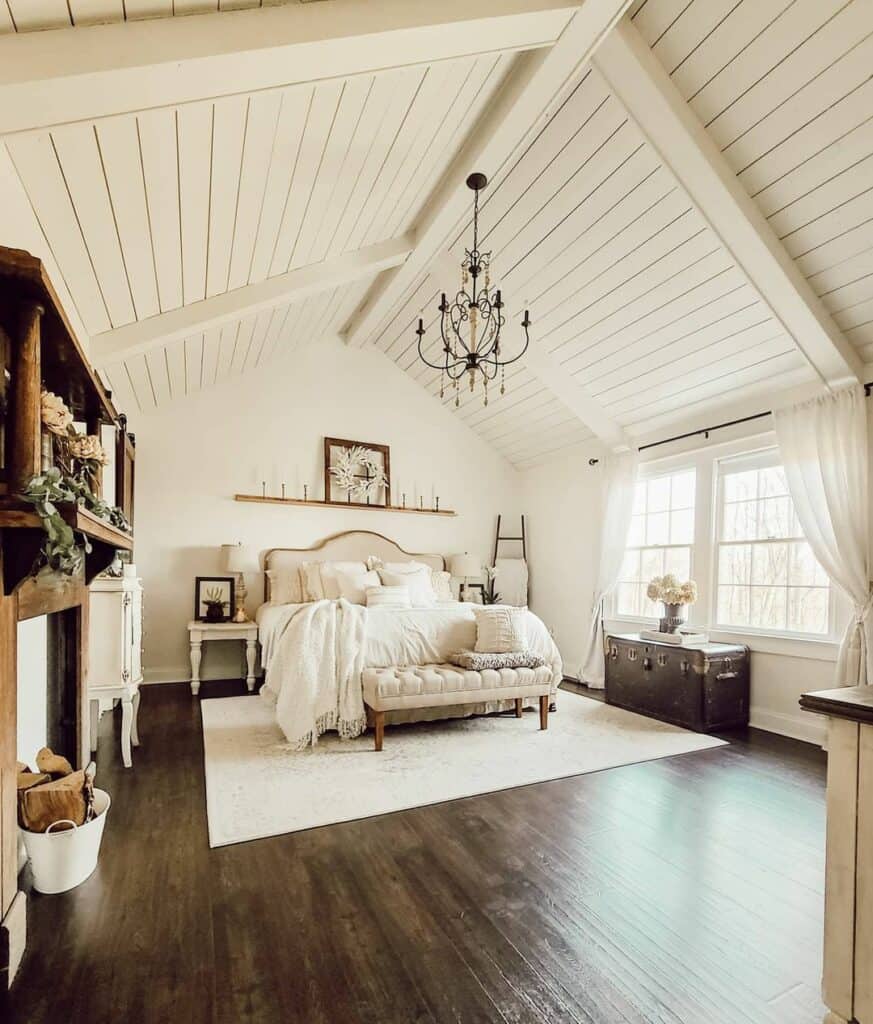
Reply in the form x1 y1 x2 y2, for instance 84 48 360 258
190 640 202 696
539 695 549 730
245 639 257 692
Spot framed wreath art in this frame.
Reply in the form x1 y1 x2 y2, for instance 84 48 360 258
324 437 391 507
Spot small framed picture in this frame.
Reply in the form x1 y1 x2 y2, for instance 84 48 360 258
195 576 235 623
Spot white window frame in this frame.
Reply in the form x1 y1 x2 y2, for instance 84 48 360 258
613 467 697 622
711 446 839 643
605 433 846 659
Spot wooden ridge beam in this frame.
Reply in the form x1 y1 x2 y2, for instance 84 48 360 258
90 235 413 366
0 0 579 136
594 17 863 388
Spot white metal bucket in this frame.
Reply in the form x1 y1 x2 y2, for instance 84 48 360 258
21 788 111 895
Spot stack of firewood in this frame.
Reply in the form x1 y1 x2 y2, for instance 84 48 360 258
17 749 96 833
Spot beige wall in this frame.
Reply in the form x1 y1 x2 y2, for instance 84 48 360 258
131 337 520 683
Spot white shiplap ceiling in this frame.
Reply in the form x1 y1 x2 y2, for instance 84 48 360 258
1 0 870 467
635 0 873 366
0 1 321 34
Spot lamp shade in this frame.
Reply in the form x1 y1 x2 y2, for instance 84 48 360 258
221 543 259 574
449 553 481 579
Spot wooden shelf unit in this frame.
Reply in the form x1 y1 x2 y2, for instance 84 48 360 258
0 245 136 988
234 494 457 517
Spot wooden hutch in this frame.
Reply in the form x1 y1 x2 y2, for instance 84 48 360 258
0 246 134 987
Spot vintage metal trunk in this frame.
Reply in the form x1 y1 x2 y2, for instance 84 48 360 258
604 633 750 732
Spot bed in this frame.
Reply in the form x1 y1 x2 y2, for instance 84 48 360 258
255 530 562 747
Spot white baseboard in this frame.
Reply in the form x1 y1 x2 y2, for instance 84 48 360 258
143 666 264 686
750 707 825 746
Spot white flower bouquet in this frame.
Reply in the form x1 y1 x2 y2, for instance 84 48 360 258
68 434 109 466
646 574 698 606
40 390 74 436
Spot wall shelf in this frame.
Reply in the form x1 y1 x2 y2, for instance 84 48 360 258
234 494 457 517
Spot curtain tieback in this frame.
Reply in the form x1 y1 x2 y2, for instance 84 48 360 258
855 593 873 626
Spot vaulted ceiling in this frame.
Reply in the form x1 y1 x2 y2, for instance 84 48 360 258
0 0 869 467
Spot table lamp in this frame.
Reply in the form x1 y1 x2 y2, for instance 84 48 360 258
221 543 259 622
449 553 481 602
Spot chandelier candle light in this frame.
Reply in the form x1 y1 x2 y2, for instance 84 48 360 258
416 173 530 407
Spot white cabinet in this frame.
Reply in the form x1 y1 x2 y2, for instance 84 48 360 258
88 575 143 767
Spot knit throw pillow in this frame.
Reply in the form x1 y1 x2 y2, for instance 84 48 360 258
472 606 527 654
449 649 545 671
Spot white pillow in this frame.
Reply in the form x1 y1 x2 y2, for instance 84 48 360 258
335 569 381 605
318 561 368 600
431 570 453 602
378 566 435 607
472 606 527 653
366 585 411 609
267 568 303 605
299 562 325 602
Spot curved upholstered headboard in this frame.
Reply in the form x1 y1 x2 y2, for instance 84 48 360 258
263 530 446 601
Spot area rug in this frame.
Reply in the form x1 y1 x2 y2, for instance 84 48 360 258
200 694 726 847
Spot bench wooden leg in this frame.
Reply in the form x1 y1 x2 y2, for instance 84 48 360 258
515 697 523 718
539 695 549 730
374 710 385 752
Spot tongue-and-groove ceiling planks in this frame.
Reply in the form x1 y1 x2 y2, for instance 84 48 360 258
2 0 870 467
634 0 873 365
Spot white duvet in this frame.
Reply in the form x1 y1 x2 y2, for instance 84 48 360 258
257 600 563 744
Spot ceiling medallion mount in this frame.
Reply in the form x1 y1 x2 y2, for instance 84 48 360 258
415 171 531 408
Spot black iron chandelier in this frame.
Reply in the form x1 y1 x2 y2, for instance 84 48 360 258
416 172 530 408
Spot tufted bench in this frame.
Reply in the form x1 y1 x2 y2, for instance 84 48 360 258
362 663 553 751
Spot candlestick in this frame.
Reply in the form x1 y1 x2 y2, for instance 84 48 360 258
303 484 308 501
261 480 266 498
281 482 286 499
435 496 440 512
401 492 406 509
418 495 423 511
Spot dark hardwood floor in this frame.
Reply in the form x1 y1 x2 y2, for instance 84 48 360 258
5 681 827 1024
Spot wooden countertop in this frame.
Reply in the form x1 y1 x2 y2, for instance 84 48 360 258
799 685 873 725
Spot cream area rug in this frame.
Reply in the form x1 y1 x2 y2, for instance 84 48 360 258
200 693 726 847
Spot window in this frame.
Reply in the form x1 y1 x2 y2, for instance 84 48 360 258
615 469 696 618
715 452 831 636
608 443 838 643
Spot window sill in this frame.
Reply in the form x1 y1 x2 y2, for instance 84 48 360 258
604 617 839 663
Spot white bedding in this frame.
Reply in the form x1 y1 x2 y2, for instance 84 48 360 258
256 600 562 742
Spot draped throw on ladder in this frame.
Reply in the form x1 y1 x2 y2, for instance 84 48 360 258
773 385 871 687
580 450 639 689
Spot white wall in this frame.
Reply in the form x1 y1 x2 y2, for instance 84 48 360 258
16 616 47 765
132 337 520 683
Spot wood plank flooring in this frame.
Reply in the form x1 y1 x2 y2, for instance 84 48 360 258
4 681 828 1024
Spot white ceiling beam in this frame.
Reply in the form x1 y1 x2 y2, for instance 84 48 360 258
90 234 413 366
0 0 579 136
594 17 863 388
343 0 634 447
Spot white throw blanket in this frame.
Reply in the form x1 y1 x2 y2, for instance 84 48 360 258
260 599 367 749
494 558 529 606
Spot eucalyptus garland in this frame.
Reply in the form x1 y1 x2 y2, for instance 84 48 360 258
21 467 131 576
329 445 388 501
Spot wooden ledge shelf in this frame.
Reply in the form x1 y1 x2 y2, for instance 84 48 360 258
234 494 457 517
0 499 133 592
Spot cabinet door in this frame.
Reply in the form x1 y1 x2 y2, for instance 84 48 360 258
130 588 143 683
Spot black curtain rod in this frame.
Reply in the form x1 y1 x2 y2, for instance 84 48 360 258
587 380 872 466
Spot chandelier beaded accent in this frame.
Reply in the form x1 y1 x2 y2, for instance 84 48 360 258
416 172 531 408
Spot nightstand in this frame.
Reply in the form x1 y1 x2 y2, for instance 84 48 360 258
187 620 259 696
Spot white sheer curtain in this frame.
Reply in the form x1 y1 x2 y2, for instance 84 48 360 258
580 450 639 689
773 385 871 687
